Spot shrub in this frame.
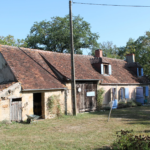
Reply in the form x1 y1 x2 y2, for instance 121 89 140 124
47 95 62 117
135 101 142 106
112 130 150 150
118 101 127 108
103 107 110 110
97 88 105 111
126 101 137 107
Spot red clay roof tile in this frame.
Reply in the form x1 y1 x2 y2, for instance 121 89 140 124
0 45 148 89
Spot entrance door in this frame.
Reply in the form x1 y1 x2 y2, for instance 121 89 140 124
33 93 42 116
10 98 22 121
76 82 97 113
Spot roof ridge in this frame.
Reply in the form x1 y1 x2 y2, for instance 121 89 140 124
102 56 125 62
0 44 94 58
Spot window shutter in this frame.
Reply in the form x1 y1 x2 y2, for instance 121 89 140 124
137 68 139 77
125 88 129 99
101 64 104 74
141 68 144 76
108 65 112 75
145 86 149 96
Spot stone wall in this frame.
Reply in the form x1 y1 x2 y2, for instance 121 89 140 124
44 90 65 119
0 83 34 121
0 100 10 121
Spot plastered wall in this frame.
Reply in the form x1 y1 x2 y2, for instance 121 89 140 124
98 84 149 106
65 83 72 115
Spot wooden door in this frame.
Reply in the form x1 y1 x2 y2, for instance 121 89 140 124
11 101 22 121
76 82 97 113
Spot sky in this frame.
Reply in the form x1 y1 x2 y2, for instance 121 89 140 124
1 0 150 55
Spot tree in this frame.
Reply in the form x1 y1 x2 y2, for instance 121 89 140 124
0 35 27 47
118 33 150 78
117 38 135 59
90 41 121 59
25 15 99 54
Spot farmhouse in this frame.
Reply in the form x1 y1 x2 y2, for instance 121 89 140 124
0 45 149 121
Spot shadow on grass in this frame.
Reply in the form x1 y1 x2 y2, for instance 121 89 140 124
94 146 111 150
88 106 150 125
116 130 150 134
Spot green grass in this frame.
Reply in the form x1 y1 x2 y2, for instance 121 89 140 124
0 106 150 150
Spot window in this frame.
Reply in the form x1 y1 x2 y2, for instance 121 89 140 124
137 68 144 77
101 64 112 75
120 87 129 99
104 65 108 74
12 98 22 102
139 68 141 76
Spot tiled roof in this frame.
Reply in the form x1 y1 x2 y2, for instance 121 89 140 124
40 51 149 84
101 57 148 84
0 45 148 89
39 51 101 80
0 45 65 90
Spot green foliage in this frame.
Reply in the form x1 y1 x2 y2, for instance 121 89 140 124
91 41 121 59
25 15 99 54
97 88 105 111
126 101 137 107
118 100 137 108
56 101 62 118
47 96 55 112
135 101 142 106
118 32 150 78
103 107 110 110
113 130 150 150
118 101 127 108
47 95 62 117
0 35 27 47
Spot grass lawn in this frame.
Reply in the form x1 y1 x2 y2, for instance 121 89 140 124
0 106 150 150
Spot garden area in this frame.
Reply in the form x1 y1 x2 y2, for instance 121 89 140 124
0 106 150 150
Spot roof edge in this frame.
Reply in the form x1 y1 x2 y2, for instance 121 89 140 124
22 87 67 92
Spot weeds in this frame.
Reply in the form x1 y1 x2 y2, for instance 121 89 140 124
113 130 150 150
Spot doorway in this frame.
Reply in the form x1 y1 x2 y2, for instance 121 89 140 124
33 93 42 116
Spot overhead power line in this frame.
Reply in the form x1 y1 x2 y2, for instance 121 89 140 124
73 2 150 8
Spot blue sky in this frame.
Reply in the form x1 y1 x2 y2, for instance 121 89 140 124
1 0 150 55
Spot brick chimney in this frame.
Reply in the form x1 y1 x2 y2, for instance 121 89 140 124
95 49 103 57
126 54 135 63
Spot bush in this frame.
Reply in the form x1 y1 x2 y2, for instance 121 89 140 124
112 130 150 150
103 107 110 110
97 88 105 111
118 100 137 108
126 101 137 107
118 101 127 108
47 95 62 117
135 101 142 106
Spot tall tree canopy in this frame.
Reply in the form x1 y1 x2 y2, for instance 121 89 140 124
0 35 27 47
118 32 150 78
90 41 120 59
25 15 99 54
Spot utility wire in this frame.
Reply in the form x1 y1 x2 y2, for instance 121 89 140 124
73 2 150 8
